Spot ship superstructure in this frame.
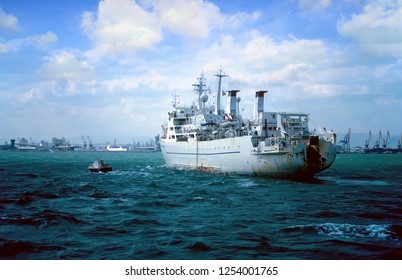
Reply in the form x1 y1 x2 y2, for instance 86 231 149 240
160 70 337 178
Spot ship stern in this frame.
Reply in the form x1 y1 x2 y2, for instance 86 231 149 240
305 135 337 177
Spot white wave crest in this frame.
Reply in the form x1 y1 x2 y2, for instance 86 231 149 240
313 223 392 239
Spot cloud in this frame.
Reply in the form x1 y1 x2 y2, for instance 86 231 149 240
28 31 58 49
0 31 57 53
102 70 169 93
155 0 221 38
196 32 339 100
37 50 96 95
81 0 162 57
39 50 94 81
298 0 332 11
154 0 260 38
337 0 402 58
0 7 18 32
81 0 260 59
0 7 56 53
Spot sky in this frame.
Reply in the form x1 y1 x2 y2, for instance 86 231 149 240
1 0 401 144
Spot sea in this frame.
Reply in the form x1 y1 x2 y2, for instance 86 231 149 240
0 151 401 260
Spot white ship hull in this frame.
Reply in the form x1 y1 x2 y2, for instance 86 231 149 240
161 134 336 178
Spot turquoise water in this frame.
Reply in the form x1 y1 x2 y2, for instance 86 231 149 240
1 151 401 259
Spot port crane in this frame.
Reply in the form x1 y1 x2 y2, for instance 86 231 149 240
87 136 93 150
373 130 382 149
62 137 70 146
82 135 87 150
339 128 351 152
81 135 93 150
382 130 390 149
364 130 372 149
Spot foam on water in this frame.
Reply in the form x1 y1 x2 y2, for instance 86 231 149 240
314 223 392 239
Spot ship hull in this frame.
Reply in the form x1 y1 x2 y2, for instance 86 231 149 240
160 135 336 178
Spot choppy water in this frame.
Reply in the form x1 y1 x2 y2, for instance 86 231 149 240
0 151 401 259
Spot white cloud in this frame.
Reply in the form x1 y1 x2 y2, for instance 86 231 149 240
155 0 220 38
28 31 58 49
244 33 330 68
81 0 260 59
337 0 402 58
298 0 332 11
37 50 96 95
19 88 41 103
81 0 162 57
196 32 336 99
154 0 259 38
102 70 169 93
0 31 57 53
39 50 94 81
0 7 18 31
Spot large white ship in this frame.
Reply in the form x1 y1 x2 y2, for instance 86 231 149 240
160 70 337 178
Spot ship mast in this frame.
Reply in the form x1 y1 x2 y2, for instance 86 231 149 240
192 73 208 110
214 68 228 115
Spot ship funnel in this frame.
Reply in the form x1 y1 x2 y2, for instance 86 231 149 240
226 90 239 115
253 91 267 122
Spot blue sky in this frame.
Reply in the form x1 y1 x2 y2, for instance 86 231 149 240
1 0 401 144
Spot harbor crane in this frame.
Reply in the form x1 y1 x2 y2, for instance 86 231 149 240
82 135 87 150
373 130 382 149
62 137 70 146
87 136 93 150
339 128 351 152
382 130 390 149
364 130 372 149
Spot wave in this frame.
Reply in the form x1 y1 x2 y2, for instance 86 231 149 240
282 223 402 240
0 238 65 259
15 173 39 179
1 193 60 207
1 209 85 228
315 211 342 218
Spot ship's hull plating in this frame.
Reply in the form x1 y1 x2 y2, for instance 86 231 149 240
160 136 336 178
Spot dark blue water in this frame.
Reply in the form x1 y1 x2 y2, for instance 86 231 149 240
1 151 401 259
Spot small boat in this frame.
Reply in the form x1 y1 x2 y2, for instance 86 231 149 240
88 159 112 173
